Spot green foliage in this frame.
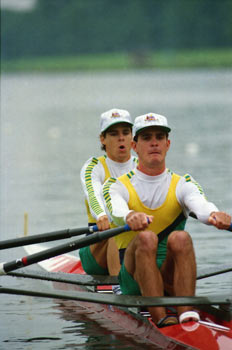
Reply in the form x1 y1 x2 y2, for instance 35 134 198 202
2 49 232 72
1 0 232 61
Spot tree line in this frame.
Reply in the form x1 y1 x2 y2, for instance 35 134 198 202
2 0 232 60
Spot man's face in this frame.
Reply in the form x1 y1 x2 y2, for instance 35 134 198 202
132 127 170 172
100 123 132 162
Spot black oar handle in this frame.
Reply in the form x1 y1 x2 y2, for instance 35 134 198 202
0 224 130 274
0 225 98 250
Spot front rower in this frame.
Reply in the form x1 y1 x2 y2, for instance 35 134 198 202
103 112 231 327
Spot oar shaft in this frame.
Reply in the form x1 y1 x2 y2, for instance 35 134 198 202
0 225 98 249
0 286 231 308
197 265 232 280
6 263 231 286
0 225 130 274
1 219 230 250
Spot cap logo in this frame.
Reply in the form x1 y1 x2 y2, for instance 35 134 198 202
145 114 158 122
111 112 120 118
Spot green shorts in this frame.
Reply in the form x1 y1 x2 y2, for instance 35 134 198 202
118 237 168 295
79 246 108 275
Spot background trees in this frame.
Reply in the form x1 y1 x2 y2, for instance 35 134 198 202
2 0 232 60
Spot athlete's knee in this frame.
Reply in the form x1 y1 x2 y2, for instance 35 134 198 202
135 231 158 257
168 230 193 254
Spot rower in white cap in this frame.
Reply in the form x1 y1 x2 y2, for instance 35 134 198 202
80 108 137 280
103 112 231 327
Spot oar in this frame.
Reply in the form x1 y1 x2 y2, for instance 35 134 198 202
2 214 230 250
0 225 99 250
0 285 231 308
197 264 232 280
7 269 119 286
1 218 230 250
0 224 130 274
6 263 232 287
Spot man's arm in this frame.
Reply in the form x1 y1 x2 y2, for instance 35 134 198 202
103 178 153 230
103 178 131 227
208 211 231 230
177 176 231 229
80 158 110 230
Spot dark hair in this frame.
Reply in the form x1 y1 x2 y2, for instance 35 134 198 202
100 131 107 151
133 130 169 142
133 135 138 142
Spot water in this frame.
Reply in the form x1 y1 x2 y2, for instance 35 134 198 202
1 69 232 349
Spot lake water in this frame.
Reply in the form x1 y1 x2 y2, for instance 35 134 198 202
1 69 232 349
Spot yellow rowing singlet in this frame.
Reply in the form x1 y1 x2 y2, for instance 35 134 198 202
114 171 186 249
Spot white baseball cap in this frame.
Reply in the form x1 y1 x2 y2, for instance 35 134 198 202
133 113 171 138
100 108 133 133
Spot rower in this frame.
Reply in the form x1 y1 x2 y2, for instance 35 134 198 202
103 112 231 327
80 108 137 278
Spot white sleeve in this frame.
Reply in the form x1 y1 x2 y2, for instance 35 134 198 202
177 176 219 225
80 158 107 220
103 179 131 226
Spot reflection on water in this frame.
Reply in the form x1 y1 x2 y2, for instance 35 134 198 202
1 70 232 349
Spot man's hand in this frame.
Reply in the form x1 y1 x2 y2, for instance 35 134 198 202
97 215 110 231
126 211 153 231
208 211 231 230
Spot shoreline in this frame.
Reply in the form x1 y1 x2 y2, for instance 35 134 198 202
2 49 232 73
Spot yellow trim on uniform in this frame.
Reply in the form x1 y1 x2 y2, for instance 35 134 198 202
114 172 183 249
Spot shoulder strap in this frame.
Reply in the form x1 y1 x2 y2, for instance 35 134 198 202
98 155 111 181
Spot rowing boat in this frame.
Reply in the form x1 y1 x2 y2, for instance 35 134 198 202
22 243 232 350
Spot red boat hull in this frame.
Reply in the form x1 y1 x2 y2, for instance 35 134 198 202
28 245 232 350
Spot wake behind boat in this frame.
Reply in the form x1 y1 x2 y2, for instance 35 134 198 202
14 243 232 350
